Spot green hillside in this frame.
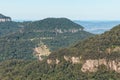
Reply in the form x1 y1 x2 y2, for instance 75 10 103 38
48 24 120 60
74 24 120 60
0 22 20 36
24 18 84 30
0 59 119 80
0 23 119 80
0 18 93 61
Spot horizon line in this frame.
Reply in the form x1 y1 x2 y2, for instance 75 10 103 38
13 19 120 22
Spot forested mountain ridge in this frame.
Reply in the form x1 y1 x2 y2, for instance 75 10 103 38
0 24 120 80
0 18 93 61
24 18 84 30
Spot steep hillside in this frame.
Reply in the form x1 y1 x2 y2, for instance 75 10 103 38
0 18 93 61
47 24 120 73
0 24 119 80
74 24 120 59
48 24 120 59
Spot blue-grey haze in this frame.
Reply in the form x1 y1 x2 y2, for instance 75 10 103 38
74 21 120 34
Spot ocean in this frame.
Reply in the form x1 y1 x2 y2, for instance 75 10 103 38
74 21 120 34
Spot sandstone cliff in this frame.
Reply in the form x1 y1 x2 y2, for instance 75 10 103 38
46 55 120 73
81 59 120 73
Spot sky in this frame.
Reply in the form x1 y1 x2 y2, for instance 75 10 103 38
0 0 120 21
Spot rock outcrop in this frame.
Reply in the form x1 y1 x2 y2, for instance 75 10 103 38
47 56 81 65
47 59 60 64
81 59 120 73
64 56 81 64
34 45 51 61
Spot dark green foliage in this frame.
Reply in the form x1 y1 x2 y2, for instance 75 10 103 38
0 59 120 80
0 21 20 36
0 18 120 80
24 18 84 30
73 24 120 59
48 24 120 60
0 18 93 61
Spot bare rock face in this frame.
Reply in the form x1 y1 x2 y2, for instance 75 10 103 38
34 45 51 61
113 47 120 52
47 59 60 64
56 59 60 64
47 56 80 65
64 56 81 64
47 59 53 64
81 59 120 73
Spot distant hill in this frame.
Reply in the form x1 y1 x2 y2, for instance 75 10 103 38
0 18 93 61
0 14 19 37
25 18 84 30
0 14 11 22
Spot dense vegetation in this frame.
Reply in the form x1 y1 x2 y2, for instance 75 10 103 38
24 18 84 30
49 24 120 60
0 22 20 36
0 17 120 80
0 59 120 80
74 24 120 60
0 18 93 61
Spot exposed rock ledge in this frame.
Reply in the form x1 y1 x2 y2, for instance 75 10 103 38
64 56 81 64
81 59 120 73
47 56 120 73
47 59 60 64
47 56 81 64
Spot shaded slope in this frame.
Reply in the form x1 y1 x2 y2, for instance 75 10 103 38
0 21 21 36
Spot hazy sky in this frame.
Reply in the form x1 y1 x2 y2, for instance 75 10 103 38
0 0 120 20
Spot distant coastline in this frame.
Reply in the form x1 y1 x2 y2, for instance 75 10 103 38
74 20 120 34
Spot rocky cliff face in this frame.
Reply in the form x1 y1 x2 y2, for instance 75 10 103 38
47 59 60 64
47 55 120 73
64 56 81 64
47 55 81 64
81 59 120 73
